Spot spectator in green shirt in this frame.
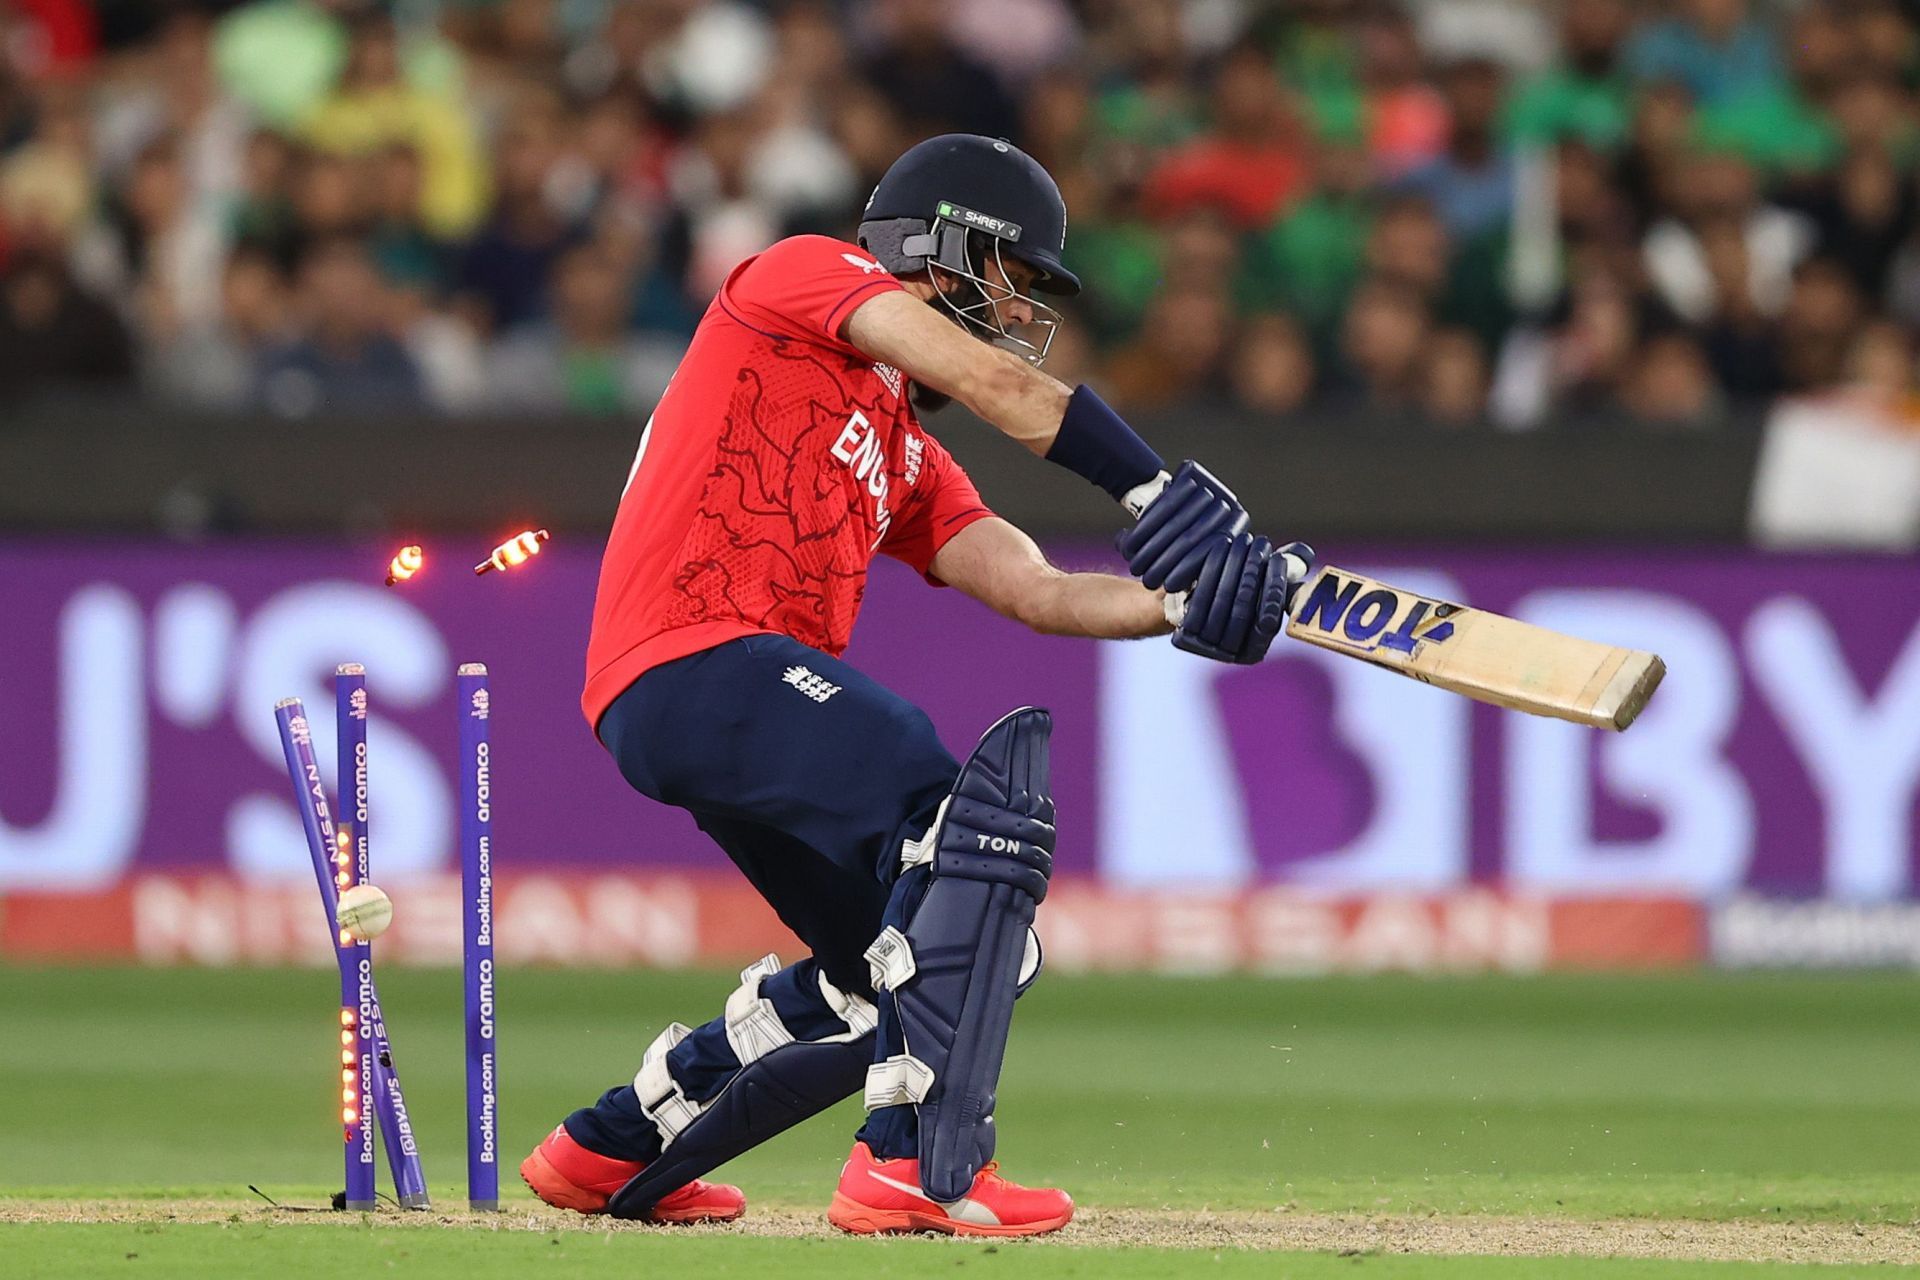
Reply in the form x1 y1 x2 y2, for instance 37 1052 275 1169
1240 136 1373 341
1268 0 1364 145
1687 3 1849 177
1088 0 1201 157
1058 170 1164 344
1508 0 1636 149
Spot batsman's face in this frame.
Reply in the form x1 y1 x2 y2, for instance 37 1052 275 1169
928 242 1060 365
982 254 1039 329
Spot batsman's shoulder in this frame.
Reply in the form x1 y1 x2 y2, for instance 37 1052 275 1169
724 234 892 316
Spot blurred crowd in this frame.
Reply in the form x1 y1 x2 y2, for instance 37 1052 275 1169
6 0 1920 429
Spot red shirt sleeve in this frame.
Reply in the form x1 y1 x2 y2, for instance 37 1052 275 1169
881 436 996 584
718 235 905 356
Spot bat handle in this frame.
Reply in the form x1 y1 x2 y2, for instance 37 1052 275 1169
1279 552 1313 617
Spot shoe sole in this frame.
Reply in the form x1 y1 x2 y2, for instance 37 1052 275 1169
520 1149 607 1214
519 1150 745 1223
827 1193 1071 1238
650 1201 746 1224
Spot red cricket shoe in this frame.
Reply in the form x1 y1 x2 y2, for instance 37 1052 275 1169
827 1141 1073 1237
519 1124 746 1223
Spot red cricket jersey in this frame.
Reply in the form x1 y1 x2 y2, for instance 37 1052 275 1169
583 235 996 726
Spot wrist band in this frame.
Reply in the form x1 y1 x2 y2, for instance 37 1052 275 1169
1045 384 1167 503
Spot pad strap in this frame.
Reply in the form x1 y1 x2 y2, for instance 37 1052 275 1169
898 796 949 871
864 1054 935 1110
723 953 794 1065
817 971 879 1038
864 926 917 992
633 1022 702 1145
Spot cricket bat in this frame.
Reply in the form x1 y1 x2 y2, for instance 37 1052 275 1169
1283 565 1665 731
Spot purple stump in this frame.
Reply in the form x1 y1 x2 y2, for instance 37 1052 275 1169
361 995 428 1207
336 665 432 1210
274 698 375 1212
458 663 500 1211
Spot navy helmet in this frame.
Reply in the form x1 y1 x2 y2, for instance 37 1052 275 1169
858 134 1077 363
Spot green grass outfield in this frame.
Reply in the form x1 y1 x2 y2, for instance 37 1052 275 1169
3 966 1918 1276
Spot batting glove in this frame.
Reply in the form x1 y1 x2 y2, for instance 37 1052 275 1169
1117 459 1250 593
1166 537 1314 665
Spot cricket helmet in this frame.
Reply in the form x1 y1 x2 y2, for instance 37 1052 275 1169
858 134 1077 363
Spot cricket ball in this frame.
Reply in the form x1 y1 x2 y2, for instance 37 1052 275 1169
335 883 394 942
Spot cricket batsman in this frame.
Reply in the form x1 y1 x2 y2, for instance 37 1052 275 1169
521 134 1309 1236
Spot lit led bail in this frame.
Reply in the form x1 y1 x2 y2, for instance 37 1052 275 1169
474 529 550 575
385 545 424 586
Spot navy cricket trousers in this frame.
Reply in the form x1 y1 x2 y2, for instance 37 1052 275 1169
567 634 961 1161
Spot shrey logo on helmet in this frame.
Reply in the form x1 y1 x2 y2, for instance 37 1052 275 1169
934 202 1021 242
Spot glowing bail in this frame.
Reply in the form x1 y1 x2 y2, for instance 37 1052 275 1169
385 545 425 586
474 529 550 575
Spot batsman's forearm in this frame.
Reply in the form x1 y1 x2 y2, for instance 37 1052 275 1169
962 348 1072 456
1017 570 1171 640
846 293 1164 498
849 292 1073 453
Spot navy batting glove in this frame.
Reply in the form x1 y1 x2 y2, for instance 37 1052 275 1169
1170 536 1314 665
1116 459 1250 593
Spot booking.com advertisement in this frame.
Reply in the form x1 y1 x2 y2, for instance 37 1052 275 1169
3 541 1916 973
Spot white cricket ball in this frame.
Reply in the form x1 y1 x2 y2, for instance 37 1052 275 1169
336 883 394 942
